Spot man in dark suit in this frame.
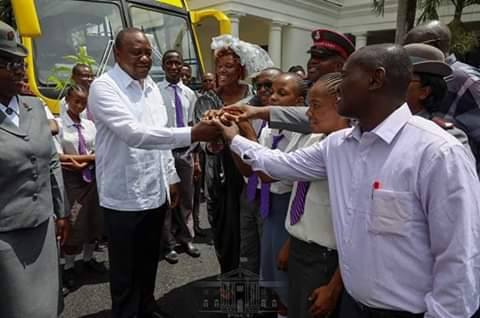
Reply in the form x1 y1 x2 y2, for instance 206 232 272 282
0 21 68 318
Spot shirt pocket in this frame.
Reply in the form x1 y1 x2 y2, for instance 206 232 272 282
125 160 161 199
368 189 415 236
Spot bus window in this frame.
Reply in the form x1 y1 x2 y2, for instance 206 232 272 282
130 6 201 86
33 0 123 92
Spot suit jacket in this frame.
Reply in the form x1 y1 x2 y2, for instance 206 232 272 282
0 95 65 232
269 106 311 134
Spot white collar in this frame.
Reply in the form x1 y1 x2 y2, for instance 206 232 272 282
112 63 155 91
0 96 19 116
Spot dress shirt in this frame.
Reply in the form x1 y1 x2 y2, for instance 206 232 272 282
0 96 20 127
59 112 96 155
230 104 480 317
258 125 305 194
44 105 63 154
157 80 197 128
285 134 336 250
89 64 188 211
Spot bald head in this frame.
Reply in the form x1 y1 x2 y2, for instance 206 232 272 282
403 20 451 55
349 44 412 99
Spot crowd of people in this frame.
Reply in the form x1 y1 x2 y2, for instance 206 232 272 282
1 16 480 318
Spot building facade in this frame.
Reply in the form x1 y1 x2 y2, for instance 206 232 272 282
188 0 480 72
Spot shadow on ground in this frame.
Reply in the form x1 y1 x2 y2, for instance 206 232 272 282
80 274 276 318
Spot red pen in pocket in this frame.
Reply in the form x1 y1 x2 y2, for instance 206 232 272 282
372 180 381 198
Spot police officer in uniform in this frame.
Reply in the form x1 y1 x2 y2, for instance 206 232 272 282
404 43 472 149
0 21 67 318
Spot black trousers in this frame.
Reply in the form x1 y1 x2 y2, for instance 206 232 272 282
339 291 424 318
105 205 167 318
205 149 243 273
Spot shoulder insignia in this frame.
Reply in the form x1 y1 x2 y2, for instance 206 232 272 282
432 116 454 130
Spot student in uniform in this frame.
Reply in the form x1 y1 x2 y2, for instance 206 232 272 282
234 72 308 317
59 85 106 288
279 73 348 318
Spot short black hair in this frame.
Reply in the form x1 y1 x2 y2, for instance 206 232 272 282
275 72 308 99
72 63 91 76
114 27 144 50
416 72 447 113
65 84 88 98
351 44 412 99
162 49 183 65
288 65 305 74
315 72 342 96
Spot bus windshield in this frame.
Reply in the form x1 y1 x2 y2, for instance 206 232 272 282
32 0 202 93
130 5 201 85
33 0 123 88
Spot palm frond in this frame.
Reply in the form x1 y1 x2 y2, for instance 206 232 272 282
372 0 386 16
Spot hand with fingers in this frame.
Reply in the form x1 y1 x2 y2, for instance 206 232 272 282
211 117 241 143
223 104 271 122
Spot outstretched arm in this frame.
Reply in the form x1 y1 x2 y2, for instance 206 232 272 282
213 118 327 182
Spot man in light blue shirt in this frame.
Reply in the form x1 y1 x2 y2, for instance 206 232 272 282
216 44 480 318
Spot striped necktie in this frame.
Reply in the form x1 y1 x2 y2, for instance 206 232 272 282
169 84 185 127
259 133 284 218
73 123 92 183
290 181 311 225
246 120 268 202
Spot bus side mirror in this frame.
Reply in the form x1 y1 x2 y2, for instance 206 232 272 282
11 0 42 37
190 9 232 35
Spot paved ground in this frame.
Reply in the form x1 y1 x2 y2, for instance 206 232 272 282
62 204 221 318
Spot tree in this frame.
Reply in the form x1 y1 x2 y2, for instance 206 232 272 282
0 0 14 26
373 0 417 43
373 0 480 56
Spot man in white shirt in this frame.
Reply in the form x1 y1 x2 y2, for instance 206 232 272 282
158 50 200 263
215 44 480 318
88 28 219 318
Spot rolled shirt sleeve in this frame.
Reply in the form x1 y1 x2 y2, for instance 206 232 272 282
420 144 480 317
89 79 191 150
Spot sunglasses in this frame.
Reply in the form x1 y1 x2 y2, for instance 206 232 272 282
0 61 26 72
254 81 273 91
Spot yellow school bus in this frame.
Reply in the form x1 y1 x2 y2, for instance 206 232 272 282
12 0 231 113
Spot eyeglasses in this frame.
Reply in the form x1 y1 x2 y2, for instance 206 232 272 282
0 61 26 72
254 81 273 91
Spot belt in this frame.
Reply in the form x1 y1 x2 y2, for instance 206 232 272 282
344 291 425 318
353 299 424 318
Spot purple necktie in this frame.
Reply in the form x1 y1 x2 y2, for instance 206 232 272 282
259 134 284 218
290 181 311 225
246 120 268 202
170 84 185 127
73 123 92 183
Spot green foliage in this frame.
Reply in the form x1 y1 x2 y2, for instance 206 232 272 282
448 19 478 57
372 0 386 15
417 0 441 23
47 46 97 91
0 0 14 26
372 0 480 56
